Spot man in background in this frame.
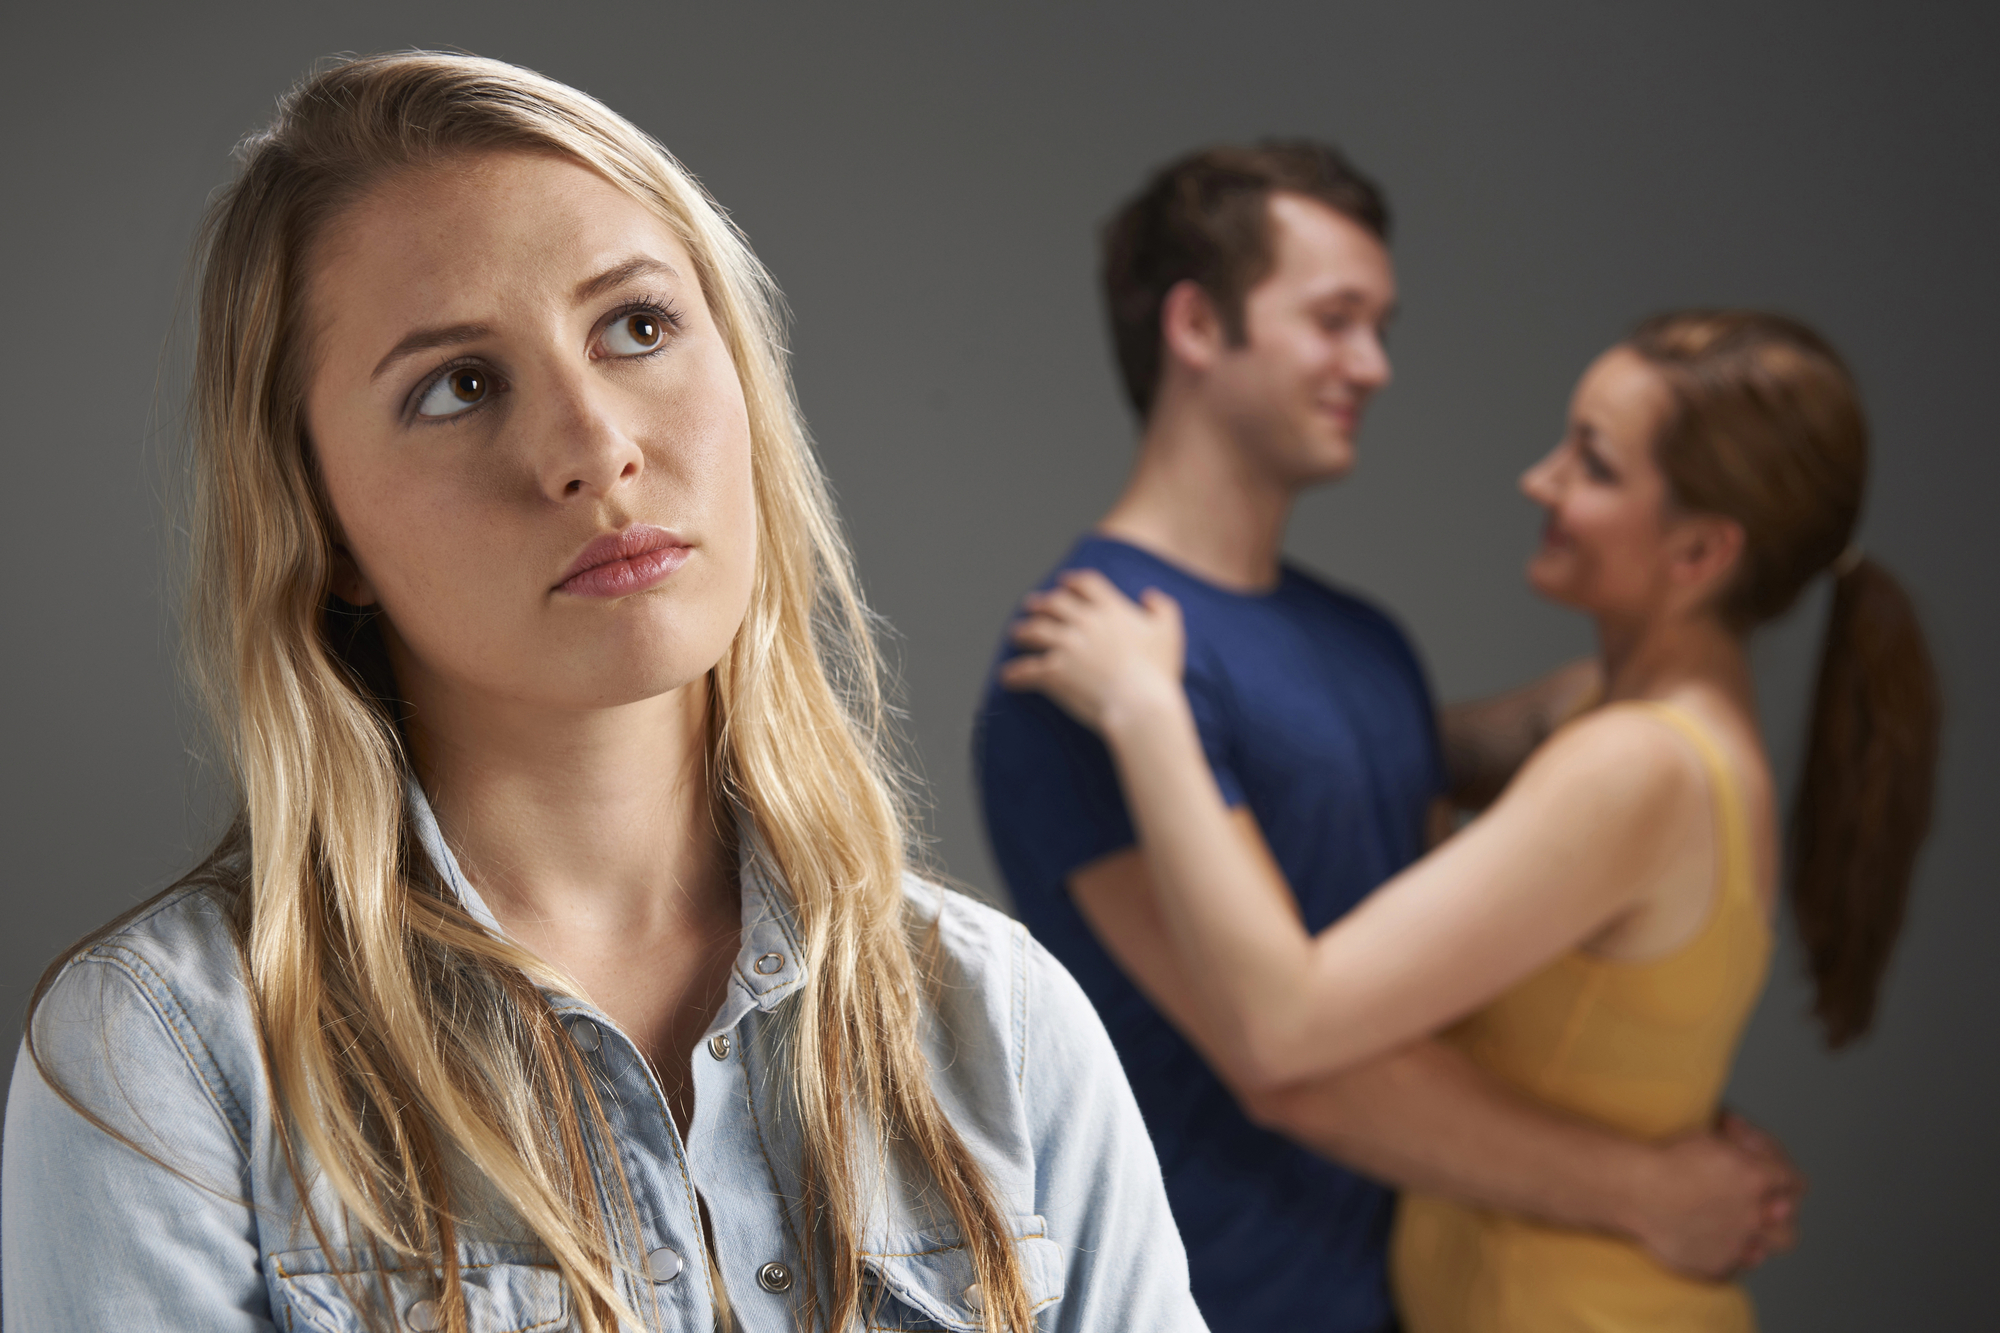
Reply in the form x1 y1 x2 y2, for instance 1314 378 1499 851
974 142 1798 1332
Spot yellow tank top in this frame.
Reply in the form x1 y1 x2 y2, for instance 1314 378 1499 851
1392 702 1774 1333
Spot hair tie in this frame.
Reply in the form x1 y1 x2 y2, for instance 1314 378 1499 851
1830 543 1865 578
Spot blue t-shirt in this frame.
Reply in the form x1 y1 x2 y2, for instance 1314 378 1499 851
974 535 1445 1333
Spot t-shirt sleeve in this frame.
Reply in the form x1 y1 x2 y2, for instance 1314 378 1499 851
974 670 1244 910
1370 602 1449 801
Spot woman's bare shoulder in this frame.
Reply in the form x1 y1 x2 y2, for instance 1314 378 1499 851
1509 703 1710 819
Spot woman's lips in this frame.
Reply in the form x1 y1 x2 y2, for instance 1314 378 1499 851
556 525 692 597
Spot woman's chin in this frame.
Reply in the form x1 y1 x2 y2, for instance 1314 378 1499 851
1524 556 1583 608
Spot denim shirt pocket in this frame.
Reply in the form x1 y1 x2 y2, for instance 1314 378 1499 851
270 1240 569 1333
859 1216 1064 1331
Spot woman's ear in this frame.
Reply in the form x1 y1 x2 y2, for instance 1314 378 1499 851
329 542 379 607
1669 513 1746 602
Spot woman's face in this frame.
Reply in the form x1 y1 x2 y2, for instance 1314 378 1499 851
304 150 757 717
1519 346 1693 617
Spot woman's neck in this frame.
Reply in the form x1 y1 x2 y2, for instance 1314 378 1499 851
397 664 740 990
1595 606 1754 712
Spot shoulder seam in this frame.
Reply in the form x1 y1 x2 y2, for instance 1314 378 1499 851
77 943 255 1158
94 881 227 941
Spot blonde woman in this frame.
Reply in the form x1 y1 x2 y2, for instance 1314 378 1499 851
2 53 1200 1333
1004 312 1940 1330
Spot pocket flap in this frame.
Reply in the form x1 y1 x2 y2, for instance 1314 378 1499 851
860 1216 1064 1331
270 1242 568 1333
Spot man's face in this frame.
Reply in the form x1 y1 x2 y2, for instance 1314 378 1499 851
1204 193 1395 486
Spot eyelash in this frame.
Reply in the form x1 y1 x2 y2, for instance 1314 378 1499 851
404 295 686 424
601 294 686 354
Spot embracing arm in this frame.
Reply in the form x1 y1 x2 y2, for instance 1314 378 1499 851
1101 687 1693 1088
1000 571 1694 1088
3 952 274 1331
1071 840 1797 1279
1440 658 1602 811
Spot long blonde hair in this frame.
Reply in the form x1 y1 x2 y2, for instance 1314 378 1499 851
29 51 1032 1333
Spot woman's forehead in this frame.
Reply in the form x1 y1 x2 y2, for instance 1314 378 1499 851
1574 347 1670 436
305 152 700 378
321 151 682 283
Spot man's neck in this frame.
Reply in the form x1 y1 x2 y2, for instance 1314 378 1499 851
1098 406 1296 594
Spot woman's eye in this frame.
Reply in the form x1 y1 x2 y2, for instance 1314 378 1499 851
416 367 490 419
603 311 667 357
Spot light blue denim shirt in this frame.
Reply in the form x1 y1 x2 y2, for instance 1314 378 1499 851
4 788 1206 1332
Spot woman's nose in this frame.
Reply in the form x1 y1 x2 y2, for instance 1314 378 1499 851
1519 447 1562 502
540 375 644 501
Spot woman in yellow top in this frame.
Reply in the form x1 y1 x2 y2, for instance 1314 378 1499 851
1002 310 1941 1331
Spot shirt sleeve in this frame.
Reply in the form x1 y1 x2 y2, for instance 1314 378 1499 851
1021 933 1209 1333
975 665 1245 910
3 950 275 1331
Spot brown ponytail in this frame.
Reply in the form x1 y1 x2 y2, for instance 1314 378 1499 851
1790 556 1941 1045
1628 311 1942 1048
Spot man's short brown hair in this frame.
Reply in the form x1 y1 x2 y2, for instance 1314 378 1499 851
1101 140 1390 418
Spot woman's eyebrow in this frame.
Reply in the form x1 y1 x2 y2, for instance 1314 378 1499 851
573 255 679 304
370 323 490 382
365 258 679 383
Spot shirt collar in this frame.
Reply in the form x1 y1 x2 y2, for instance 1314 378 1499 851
404 775 809 1036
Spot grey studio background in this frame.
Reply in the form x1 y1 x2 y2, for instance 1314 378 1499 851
4 2 1994 1326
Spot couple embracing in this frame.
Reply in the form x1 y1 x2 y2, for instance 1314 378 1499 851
977 142 1939 1333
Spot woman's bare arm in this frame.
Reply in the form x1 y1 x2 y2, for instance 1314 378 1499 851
1065 836 1799 1279
1002 570 1702 1091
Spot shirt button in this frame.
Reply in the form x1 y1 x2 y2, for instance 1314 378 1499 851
754 952 785 975
708 1033 732 1060
757 1260 793 1293
404 1298 444 1332
647 1245 685 1283
569 1019 602 1053
965 1282 984 1313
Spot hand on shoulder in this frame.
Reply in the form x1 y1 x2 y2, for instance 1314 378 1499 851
999 569 1188 737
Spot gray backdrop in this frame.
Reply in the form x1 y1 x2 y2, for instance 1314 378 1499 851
5 3 1994 1326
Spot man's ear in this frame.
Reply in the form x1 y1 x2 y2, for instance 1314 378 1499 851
1669 512 1746 604
329 542 378 607
1159 279 1228 376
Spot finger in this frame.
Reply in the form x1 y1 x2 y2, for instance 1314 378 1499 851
1721 1127 1805 1197
1759 1198 1799 1253
1759 1222 1798 1256
1138 587 1184 622
1058 568 1125 604
1721 1112 1801 1179
1719 1113 1771 1155
1008 616 1068 650
1062 569 1149 615
996 655 1048 692
1036 583 1097 623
